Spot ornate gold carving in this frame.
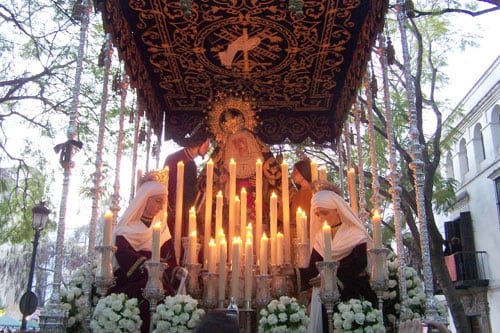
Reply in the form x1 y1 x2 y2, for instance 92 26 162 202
140 169 169 186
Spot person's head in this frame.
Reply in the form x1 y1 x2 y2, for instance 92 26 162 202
229 131 250 157
292 160 312 186
195 310 239 333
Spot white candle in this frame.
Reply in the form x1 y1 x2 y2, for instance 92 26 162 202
372 210 382 248
103 210 113 247
175 161 184 264
255 158 263 259
244 238 253 302
188 206 196 236
208 238 217 273
230 237 242 300
281 162 291 264
322 221 332 261
152 221 162 262
301 211 308 243
270 192 278 265
228 158 236 259
276 232 284 266
311 161 318 183
260 233 269 275
204 159 214 268
347 168 359 217
189 230 197 264
240 188 247 237
295 207 303 243
218 237 227 302
215 191 223 244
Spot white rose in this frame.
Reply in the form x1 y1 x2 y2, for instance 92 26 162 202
267 313 278 325
278 312 287 322
354 312 365 325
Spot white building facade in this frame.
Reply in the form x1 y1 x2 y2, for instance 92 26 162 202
437 55 500 332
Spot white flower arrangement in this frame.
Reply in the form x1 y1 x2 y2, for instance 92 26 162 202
258 296 310 333
152 294 205 333
90 293 142 333
333 298 385 333
384 252 448 325
59 261 99 332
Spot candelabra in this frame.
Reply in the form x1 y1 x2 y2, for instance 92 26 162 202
95 245 117 297
292 238 310 268
201 272 218 309
270 264 294 299
316 261 340 333
142 261 167 333
369 248 390 318
254 274 272 309
186 263 203 299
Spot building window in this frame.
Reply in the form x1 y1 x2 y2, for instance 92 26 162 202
445 151 454 179
458 138 469 180
473 123 486 164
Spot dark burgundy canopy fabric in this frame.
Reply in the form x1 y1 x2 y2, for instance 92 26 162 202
97 0 387 145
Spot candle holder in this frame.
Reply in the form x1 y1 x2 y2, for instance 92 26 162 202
185 263 202 299
292 238 310 268
270 264 294 299
181 236 201 266
254 274 272 309
95 245 117 297
369 248 390 313
201 272 218 309
316 260 340 333
142 260 167 333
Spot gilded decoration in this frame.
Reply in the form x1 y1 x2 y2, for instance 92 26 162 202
98 0 387 144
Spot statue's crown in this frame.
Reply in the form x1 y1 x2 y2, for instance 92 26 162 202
140 168 169 186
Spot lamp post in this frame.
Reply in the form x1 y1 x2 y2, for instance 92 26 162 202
20 201 50 331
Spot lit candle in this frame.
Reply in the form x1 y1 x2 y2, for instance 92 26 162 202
152 221 162 262
372 210 382 248
270 192 278 265
240 188 247 237
244 237 253 302
310 161 318 183
281 161 291 264
228 158 236 258
175 161 184 264
215 191 223 244
301 211 308 243
218 237 227 302
188 206 196 237
189 230 197 264
347 168 359 217
208 238 217 273
319 165 327 181
276 232 284 266
255 158 263 259
322 221 332 261
296 207 303 243
260 233 269 275
204 159 214 268
230 237 242 300
103 210 113 247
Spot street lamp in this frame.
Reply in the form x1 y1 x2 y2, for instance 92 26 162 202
20 201 50 331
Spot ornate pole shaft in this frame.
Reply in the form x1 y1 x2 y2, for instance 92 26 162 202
111 69 129 226
84 33 113 321
377 31 409 314
353 102 369 224
40 1 91 331
395 1 437 318
130 106 141 201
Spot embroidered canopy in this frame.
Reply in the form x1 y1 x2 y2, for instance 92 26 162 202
97 0 387 145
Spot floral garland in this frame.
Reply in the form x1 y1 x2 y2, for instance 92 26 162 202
333 298 385 333
384 252 447 325
152 294 205 333
59 261 99 332
258 296 310 333
90 293 142 333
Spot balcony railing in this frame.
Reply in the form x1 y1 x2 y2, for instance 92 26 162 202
445 251 489 288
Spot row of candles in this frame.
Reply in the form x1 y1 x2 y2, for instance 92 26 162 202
99 158 385 301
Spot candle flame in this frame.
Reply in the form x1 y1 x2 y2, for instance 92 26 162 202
104 210 113 221
153 221 162 229
209 238 216 246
